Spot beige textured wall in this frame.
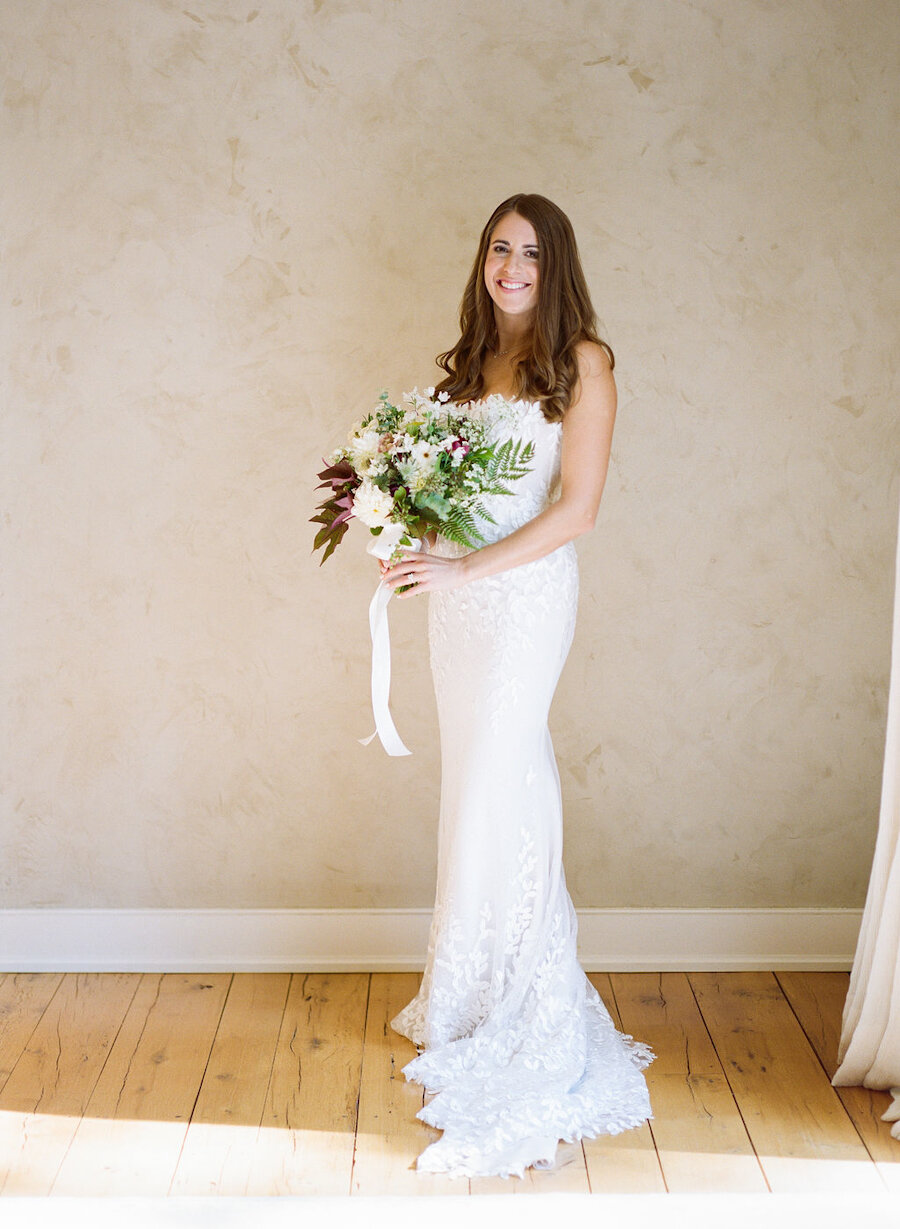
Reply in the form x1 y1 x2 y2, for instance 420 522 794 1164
2 0 897 911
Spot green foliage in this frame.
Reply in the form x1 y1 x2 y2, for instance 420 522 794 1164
468 438 535 496
439 503 482 548
414 489 452 519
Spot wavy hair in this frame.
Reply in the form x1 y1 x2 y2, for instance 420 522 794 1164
434 194 613 422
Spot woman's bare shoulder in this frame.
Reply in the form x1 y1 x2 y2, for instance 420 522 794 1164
574 338 613 378
573 341 615 406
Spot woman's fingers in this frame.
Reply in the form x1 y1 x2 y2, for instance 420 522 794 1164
382 553 429 592
379 549 466 597
382 554 463 598
383 551 428 581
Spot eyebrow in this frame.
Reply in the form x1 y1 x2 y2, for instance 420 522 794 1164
491 238 539 248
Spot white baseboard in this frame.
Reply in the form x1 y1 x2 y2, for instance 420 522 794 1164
0 907 861 972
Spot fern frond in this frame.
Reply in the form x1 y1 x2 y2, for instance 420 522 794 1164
440 504 484 548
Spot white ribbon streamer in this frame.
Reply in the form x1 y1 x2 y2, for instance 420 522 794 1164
359 533 420 756
359 579 412 756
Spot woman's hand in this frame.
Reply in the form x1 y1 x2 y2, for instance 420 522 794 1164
377 528 438 578
382 549 468 598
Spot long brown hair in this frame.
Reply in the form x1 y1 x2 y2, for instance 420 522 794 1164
434 193 613 422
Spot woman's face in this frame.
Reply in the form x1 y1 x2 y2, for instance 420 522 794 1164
483 212 540 323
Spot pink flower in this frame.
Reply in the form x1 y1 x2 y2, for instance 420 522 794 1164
443 437 470 457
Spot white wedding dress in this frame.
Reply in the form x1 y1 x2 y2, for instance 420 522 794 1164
391 395 653 1178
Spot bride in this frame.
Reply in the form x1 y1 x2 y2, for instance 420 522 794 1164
381 193 652 1178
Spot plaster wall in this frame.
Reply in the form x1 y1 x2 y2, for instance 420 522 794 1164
2 0 898 910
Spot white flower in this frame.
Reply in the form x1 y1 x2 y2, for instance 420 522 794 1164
396 462 422 491
352 479 394 529
409 439 439 471
348 426 381 467
403 387 435 414
425 386 436 398
361 452 389 478
437 390 450 402
350 425 380 447
396 439 440 491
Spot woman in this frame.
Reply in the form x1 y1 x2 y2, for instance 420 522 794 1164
382 194 652 1178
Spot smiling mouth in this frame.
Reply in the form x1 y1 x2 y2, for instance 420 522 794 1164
497 279 530 291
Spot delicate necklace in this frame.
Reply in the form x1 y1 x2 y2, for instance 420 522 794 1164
493 345 519 357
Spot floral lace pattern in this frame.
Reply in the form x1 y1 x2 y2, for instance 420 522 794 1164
390 396 653 1179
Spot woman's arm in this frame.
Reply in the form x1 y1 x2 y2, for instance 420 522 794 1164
383 341 617 597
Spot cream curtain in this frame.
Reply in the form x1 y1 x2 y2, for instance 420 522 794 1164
832 500 900 1137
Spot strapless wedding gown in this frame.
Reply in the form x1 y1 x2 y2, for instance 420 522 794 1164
391 395 653 1179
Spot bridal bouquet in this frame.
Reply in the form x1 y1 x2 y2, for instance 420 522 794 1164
312 388 534 564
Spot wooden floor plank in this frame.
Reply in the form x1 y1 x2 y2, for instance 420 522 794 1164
777 971 900 1192
582 973 667 1193
0 973 140 1195
690 971 884 1193
244 972 369 1196
610 972 767 1192
169 972 291 1195
1 968 893 1198
51 973 231 1195
0 973 64 1094
351 972 466 1195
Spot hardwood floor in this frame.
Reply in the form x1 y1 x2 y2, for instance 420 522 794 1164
0 970 896 1196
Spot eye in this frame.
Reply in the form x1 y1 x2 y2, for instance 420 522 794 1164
524 248 539 260
492 243 509 254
